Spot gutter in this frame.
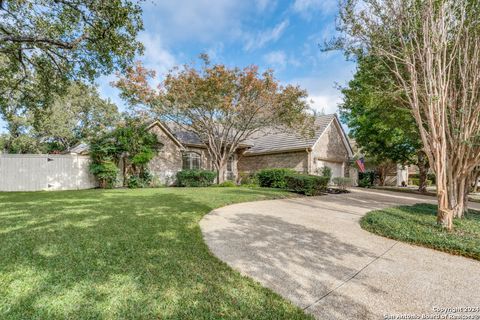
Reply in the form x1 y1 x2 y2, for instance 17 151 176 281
243 146 312 156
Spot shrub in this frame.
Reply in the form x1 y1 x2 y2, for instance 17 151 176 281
127 170 153 188
217 181 237 187
284 174 329 196
89 161 118 188
257 168 296 188
409 178 432 186
332 177 353 190
176 170 216 187
238 171 259 186
358 171 376 187
319 166 332 180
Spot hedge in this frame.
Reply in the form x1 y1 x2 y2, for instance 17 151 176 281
257 168 296 188
176 170 216 187
284 174 329 196
409 178 433 186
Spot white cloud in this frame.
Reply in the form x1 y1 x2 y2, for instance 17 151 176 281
142 0 247 44
138 32 177 77
292 0 337 19
290 73 354 115
244 19 289 51
308 94 342 114
263 50 287 69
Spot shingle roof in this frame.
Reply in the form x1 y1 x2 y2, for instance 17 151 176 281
243 114 336 155
165 122 204 145
66 142 89 154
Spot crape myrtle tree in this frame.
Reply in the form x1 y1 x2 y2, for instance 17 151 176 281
335 0 480 229
115 56 314 183
340 55 429 191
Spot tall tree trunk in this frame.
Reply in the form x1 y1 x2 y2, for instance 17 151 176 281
216 160 227 184
417 151 429 193
452 177 469 218
435 154 453 230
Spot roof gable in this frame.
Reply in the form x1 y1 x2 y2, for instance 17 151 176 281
243 114 337 155
312 115 353 158
147 121 185 150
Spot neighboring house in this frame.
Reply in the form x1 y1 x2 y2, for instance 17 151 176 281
70 114 355 185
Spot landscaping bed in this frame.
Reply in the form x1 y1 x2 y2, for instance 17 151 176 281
361 203 480 260
0 187 312 319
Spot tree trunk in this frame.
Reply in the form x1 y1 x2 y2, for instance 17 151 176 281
435 161 453 230
452 177 469 218
473 171 480 193
417 151 429 193
216 161 227 184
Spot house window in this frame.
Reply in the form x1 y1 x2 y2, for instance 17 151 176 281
182 152 201 170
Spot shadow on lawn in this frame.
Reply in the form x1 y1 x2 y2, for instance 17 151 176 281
0 189 309 319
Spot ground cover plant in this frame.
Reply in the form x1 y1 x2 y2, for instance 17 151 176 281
0 187 312 319
361 204 480 260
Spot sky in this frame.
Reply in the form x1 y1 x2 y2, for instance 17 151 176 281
0 0 356 132
97 0 356 116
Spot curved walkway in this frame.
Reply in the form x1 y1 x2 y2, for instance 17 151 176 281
200 188 480 320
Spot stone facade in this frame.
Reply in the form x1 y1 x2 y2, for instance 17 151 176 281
145 116 352 185
147 124 183 185
237 151 308 173
147 123 241 184
311 120 350 177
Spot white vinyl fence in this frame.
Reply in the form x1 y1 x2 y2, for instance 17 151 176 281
0 154 97 191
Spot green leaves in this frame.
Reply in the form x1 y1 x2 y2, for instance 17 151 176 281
0 0 144 104
340 55 420 165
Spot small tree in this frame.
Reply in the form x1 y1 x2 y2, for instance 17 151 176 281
89 119 158 188
115 56 314 183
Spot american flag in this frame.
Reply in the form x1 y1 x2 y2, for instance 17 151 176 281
356 157 366 173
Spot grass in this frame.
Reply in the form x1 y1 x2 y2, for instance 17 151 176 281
0 187 312 320
360 203 480 260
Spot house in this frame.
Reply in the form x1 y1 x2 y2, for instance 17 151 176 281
146 114 355 185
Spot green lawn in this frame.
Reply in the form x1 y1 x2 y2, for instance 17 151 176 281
360 203 480 260
0 187 312 320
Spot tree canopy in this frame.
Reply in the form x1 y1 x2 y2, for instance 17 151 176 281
1 82 120 153
340 55 420 166
114 56 314 182
0 0 144 105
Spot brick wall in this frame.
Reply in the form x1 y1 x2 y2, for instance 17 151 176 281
237 151 308 173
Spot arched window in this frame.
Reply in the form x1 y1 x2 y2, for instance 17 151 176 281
182 152 201 170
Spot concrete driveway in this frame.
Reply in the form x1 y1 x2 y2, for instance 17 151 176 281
200 188 480 320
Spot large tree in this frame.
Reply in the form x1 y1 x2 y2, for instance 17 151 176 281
335 0 480 229
1 81 119 153
115 57 314 182
0 0 143 104
340 55 429 190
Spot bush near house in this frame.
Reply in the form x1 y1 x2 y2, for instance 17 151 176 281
285 174 329 196
257 168 296 188
176 169 216 187
89 161 119 188
216 180 237 187
409 177 433 186
332 177 353 190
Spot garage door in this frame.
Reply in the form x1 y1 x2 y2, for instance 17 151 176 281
317 160 344 178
